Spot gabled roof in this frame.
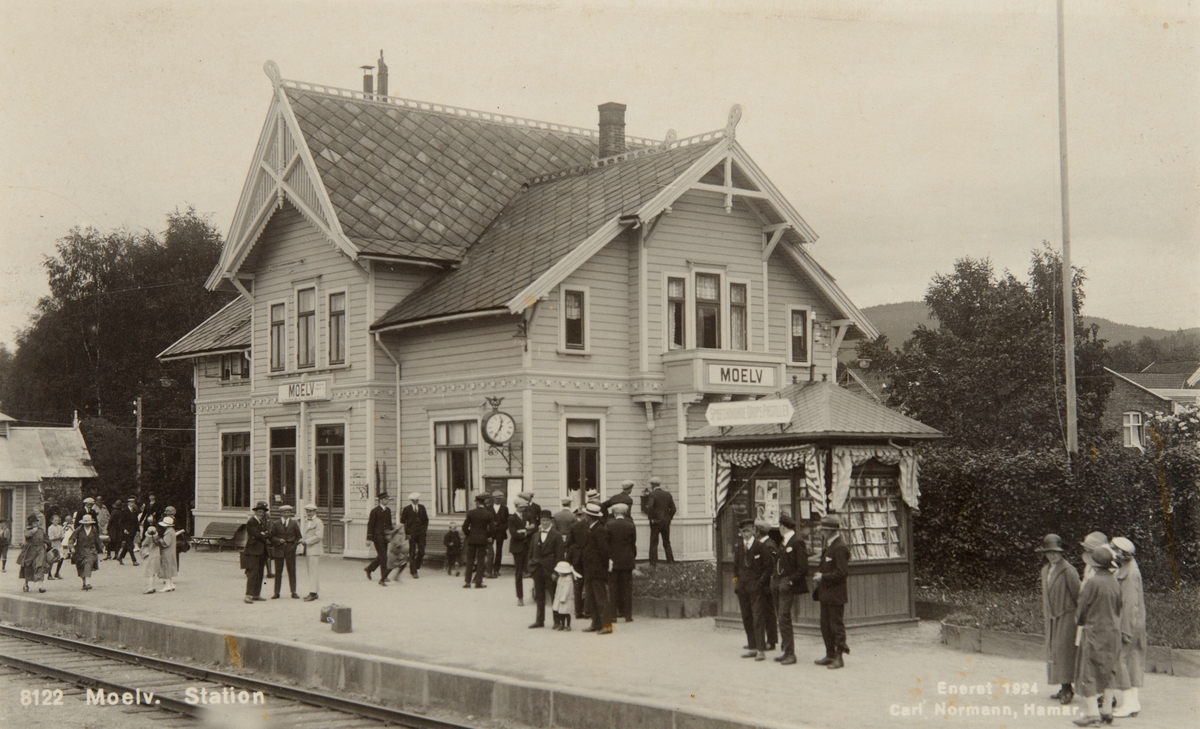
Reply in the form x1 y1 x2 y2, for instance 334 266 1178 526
0 419 97 483
157 296 251 361
1106 367 1200 405
1140 360 1200 375
373 138 721 328
1121 372 1191 390
683 381 943 445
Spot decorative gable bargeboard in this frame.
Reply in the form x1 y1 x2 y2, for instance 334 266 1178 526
162 59 879 560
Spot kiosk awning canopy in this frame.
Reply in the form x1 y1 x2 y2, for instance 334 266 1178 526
683 381 943 445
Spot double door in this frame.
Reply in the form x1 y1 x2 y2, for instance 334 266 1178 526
269 425 344 554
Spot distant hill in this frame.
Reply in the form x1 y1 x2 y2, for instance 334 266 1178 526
858 301 1199 348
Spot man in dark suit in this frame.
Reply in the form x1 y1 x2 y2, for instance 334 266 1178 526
813 514 850 669
462 493 493 588
526 509 563 628
508 493 534 605
269 504 303 599
606 503 637 622
601 480 635 520
567 506 591 619
646 476 676 565
581 503 615 634
111 496 140 566
771 514 808 665
734 517 770 660
487 490 509 578
242 501 271 603
401 492 429 578
755 520 779 651
364 493 393 585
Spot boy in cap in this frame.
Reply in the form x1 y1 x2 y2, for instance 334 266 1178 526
401 492 429 578
443 523 462 576
813 514 850 668
1037 534 1080 704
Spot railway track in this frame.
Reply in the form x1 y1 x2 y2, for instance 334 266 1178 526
0 624 476 728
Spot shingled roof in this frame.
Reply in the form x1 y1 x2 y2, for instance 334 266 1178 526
684 381 943 444
373 138 720 328
157 296 250 361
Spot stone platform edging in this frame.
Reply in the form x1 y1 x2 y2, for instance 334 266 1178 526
0 595 802 729
939 620 1200 678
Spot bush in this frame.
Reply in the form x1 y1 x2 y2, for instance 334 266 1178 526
914 441 1200 591
632 561 716 599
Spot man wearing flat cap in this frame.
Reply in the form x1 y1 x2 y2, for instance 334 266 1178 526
462 493 493 588
1037 534 1080 704
606 503 637 622
601 480 635 520
242 502 271 603
734 517 770 660
813 514 850 668
401 493 429 578
771 514 808 665
645 476 676 565
487 490 509 579
269 504 303 599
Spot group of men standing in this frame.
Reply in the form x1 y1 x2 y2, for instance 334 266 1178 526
241 501 325 603
1038 531 1146 725
733 513 850 669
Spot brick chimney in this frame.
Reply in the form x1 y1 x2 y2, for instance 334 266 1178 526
598 102 627 158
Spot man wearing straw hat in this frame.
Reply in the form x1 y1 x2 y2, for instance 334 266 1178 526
812 513 850 669
401 492 429 579
300 504 323 602
580 502 615 634
1110 536 1145 718
1037 534 1080 705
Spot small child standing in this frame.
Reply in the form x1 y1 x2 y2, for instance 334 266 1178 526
384 526 408 583
552 561 576 631
141 526 163 594
443 524 462 576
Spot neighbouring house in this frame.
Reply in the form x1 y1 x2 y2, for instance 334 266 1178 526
1103 361 1200 448
159 55 884 560
0 412 98 544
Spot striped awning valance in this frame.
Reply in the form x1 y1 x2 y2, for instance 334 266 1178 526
714 445 826 517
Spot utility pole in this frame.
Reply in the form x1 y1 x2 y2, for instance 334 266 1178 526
134 396 144 494
1057 0 1079 455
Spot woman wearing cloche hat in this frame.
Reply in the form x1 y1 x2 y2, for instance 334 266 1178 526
157 516 178 593
67 513 104 591
1072 545 1122 726
1036 534 1080 704
1110 537 1145 718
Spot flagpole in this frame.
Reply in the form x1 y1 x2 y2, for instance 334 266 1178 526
1057 0 1079 455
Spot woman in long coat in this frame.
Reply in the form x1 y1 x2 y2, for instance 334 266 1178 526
1037 534 1080 704
158 516 178 591
68 514 103 590
1072 544 1122 726
1110 536 1145 718
141 526 163 593
17 514 49 592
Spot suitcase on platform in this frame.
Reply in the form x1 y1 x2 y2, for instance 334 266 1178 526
320 603 352 633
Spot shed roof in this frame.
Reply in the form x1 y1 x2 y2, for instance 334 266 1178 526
684 381 943 445
157 296 251 361
0 417 97 483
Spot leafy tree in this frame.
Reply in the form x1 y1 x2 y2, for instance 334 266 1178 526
0 208 231 512
1107 332 1200 373
881 247 1110 450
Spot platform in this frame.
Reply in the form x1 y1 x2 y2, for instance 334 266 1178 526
2 552 1196 729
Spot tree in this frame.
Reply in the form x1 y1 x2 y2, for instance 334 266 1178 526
881 247 1110 450
0 208 231 509
1107 332 1200 373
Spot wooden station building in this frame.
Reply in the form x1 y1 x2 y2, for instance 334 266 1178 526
161 57 887 560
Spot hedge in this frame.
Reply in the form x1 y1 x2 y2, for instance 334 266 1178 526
913 440 1200 591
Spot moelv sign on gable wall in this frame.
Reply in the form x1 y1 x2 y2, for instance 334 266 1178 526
278 379 331 403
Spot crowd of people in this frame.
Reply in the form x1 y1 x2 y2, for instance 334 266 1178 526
10 492 185 595
1038 532 1147 726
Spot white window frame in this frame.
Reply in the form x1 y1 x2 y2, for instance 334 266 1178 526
558 284 591 355
430 416 482 515
692 269 724 350
1122 411 1145 449
268 298 288 372
662 271 689 352
295 286 318 370
558 409 607 504
729 279 751 351
217 425 252 510
326 287 348 366
787 304 813 366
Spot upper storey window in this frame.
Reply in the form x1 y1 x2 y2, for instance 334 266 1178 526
789 306 811 365
730 283 748 351
329 292 346 365
695 273 721 349
667 277 686 350
297 288 316 368
270 304 286 372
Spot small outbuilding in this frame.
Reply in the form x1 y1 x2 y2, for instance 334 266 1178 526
0 412 97 542
683 381 943 630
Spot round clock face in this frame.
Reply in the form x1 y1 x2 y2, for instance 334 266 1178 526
483 411 516 445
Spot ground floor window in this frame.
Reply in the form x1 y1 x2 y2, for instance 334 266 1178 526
435 420 478 514
221 432 251 508
1122 411 1145 448
566 419 599 503
270 427 296 509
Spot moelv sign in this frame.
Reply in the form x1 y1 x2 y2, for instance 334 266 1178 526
278 379 331 403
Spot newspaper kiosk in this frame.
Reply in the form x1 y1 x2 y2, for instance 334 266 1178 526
683 381 943 631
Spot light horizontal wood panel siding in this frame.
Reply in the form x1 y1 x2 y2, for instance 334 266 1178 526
372 264 436 382
768 247 834 375
388 316 524 382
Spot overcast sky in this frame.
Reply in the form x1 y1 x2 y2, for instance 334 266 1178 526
2 0 1196 351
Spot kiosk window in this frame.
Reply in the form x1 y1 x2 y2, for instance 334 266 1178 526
846 474 904 560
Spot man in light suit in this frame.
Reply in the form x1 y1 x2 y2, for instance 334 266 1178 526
365 493 393 585
241 502 271 603
269 504 303 599
813 514 850 669
300 504 324 601
401 493 429 578
526 509 563 628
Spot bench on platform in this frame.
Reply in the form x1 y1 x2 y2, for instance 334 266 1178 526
191 522 246 552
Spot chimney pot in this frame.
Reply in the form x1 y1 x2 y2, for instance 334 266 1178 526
361 65 374 95
598 102 627 158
